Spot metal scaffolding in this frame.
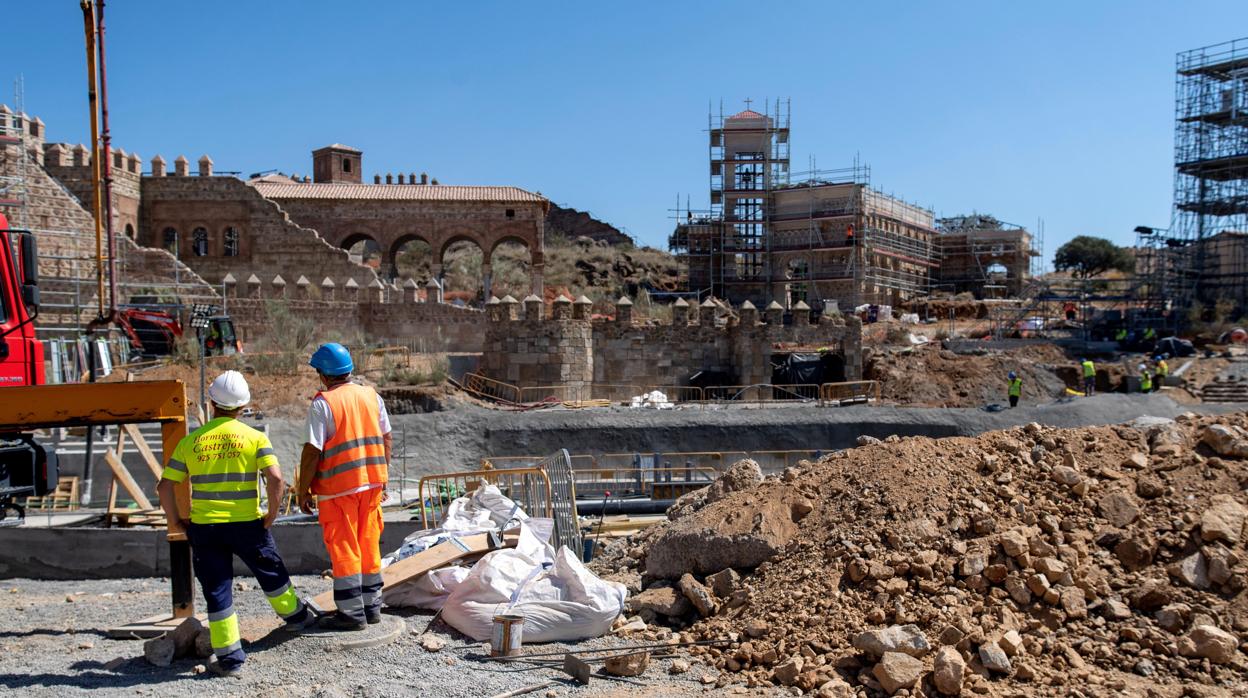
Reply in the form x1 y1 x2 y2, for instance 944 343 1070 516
1172 37 1248 317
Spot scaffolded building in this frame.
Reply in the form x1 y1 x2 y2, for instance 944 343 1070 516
933 213 1037 298
670 101 938 310
1165 37 1248 315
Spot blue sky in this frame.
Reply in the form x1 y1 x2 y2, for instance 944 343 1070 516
3 1 1246 267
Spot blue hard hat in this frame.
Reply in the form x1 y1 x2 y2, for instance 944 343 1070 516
1008 371 1017 380
310 343 354 376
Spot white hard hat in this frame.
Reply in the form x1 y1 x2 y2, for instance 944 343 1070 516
208 370 251 409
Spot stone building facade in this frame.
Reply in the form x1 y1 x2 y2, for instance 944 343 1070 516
481 295 862 393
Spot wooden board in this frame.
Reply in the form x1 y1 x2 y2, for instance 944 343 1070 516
124 423 164 479
107 612 206 640
309 530 519 613
104 448 153 510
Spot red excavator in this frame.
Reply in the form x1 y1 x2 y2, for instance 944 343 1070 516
114 304 241 360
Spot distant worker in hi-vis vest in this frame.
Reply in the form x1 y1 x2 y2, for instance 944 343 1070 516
1007 371 1022 408
297 343 392 631
156 371 315 677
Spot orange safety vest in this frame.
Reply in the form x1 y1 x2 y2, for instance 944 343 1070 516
312 383 388 497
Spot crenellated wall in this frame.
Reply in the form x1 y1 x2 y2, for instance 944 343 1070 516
481 296 862 391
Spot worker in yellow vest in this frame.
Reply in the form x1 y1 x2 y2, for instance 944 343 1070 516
297 343 392 631
1155 355 1169 392
1139 363 1154 393
156 371 315 677
1080 358 1096 396
1007 371 1022 408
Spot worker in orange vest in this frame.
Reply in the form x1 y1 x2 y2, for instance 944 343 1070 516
297 343 392 631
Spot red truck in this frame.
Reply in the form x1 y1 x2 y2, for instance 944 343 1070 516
0 212 45 388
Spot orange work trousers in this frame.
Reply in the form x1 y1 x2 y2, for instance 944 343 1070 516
318 487 385 578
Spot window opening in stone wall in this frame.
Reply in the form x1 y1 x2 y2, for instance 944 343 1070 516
163 227 178 255
224 227 240 257
343 157 352 173
192 227 209 256
505 209 515 219
124 223 135 239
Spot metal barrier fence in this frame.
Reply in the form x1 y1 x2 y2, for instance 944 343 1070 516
484 448 831 496
462 373 879 409
414 467 553 529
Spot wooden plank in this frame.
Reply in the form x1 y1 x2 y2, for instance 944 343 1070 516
107 612 206 640
309 530 519 613
104 448 154 510
124 423 164 479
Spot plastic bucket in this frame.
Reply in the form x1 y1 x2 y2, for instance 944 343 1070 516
490 613 524 657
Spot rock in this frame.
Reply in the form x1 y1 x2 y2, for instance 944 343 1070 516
999 529 1029 558
1104 598 1132 620
959 552 987 577
613 618 647 634
1130 581 1172 611
604 651 650 677
857 435 882 446
678 574 718 618
1167 551 1210 590
1136 477 1164 499
773 656 804 686
852 624 931 658
815 677 855 698
1051 466 1082 487
1114 536 1155 571
978 641 1012 674
235 581 251 592
1098 490 1140 527
627 586 692 617
1026 573 1050 596
669 658 690 674
191 663 206 675
1201 424 1248 458
933 646 966 695
1033 557 1068 584
1183 625 1238 664
1122 452 1149 470
1005 576 1032 605
1154 603 1191 633
194 627 213 658
744 619 769 639
873 652 924 694
707 459 764 504
1060 588 1087 619
419 634 446 652
1201 494 1246 545
998 630 1024 656
707 568 741 598
791 499 814 521
142 636 175 667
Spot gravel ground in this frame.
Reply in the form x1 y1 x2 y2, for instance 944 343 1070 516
0 577 751 697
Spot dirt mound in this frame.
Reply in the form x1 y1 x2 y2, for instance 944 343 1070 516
593 413 1248 695
866 342 1071 407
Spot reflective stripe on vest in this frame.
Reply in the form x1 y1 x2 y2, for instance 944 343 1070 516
312 383 387 497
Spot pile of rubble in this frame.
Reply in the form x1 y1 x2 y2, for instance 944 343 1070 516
592 413 1248 695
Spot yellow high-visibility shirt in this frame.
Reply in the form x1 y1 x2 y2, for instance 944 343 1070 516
160 417 279 524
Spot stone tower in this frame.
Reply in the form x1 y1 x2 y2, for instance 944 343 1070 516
312 143 362 184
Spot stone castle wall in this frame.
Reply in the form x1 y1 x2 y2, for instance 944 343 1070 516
482 296 863 392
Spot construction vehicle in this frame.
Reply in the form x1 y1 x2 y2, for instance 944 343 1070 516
115 303 241 359
0 212 58 522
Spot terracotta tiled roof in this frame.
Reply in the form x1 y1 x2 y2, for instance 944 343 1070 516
250 182 547 203
726 109 767 120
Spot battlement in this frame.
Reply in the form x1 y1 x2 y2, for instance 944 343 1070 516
481 295 863 390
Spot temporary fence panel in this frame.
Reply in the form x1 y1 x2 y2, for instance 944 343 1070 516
533 449 582 557
415 467 553 530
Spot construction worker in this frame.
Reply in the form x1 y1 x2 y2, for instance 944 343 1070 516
1080 358 1096 396
297 343 392 631
1139 363 1154 393
155 371 314 677
1155 354 1169 392
1007 371 1022 408
1115 327 1128 344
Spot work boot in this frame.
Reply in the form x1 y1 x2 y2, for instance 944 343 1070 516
319 611 366 632
365 607 382 625
283 603 322 634
208 657 244 678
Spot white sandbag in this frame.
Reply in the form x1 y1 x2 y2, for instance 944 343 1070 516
439 524 627 642
381 565 470 609
384 484 531 565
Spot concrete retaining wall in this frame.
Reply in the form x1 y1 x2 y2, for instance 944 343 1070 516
0 520 424 580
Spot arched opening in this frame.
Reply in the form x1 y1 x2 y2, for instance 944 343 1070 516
341 233 382 269
440 237 485 304
224 227 240 257
162 227 178 255
124 223 135 239
192 227 209 256
390 235 435 282
488 238 532 299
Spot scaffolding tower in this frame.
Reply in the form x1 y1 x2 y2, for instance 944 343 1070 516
670 100 939 309
1172 37 1248 316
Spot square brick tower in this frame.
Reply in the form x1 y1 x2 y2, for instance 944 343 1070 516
312 143 362 183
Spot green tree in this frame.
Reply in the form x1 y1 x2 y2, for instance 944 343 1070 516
1053 236 1135 279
